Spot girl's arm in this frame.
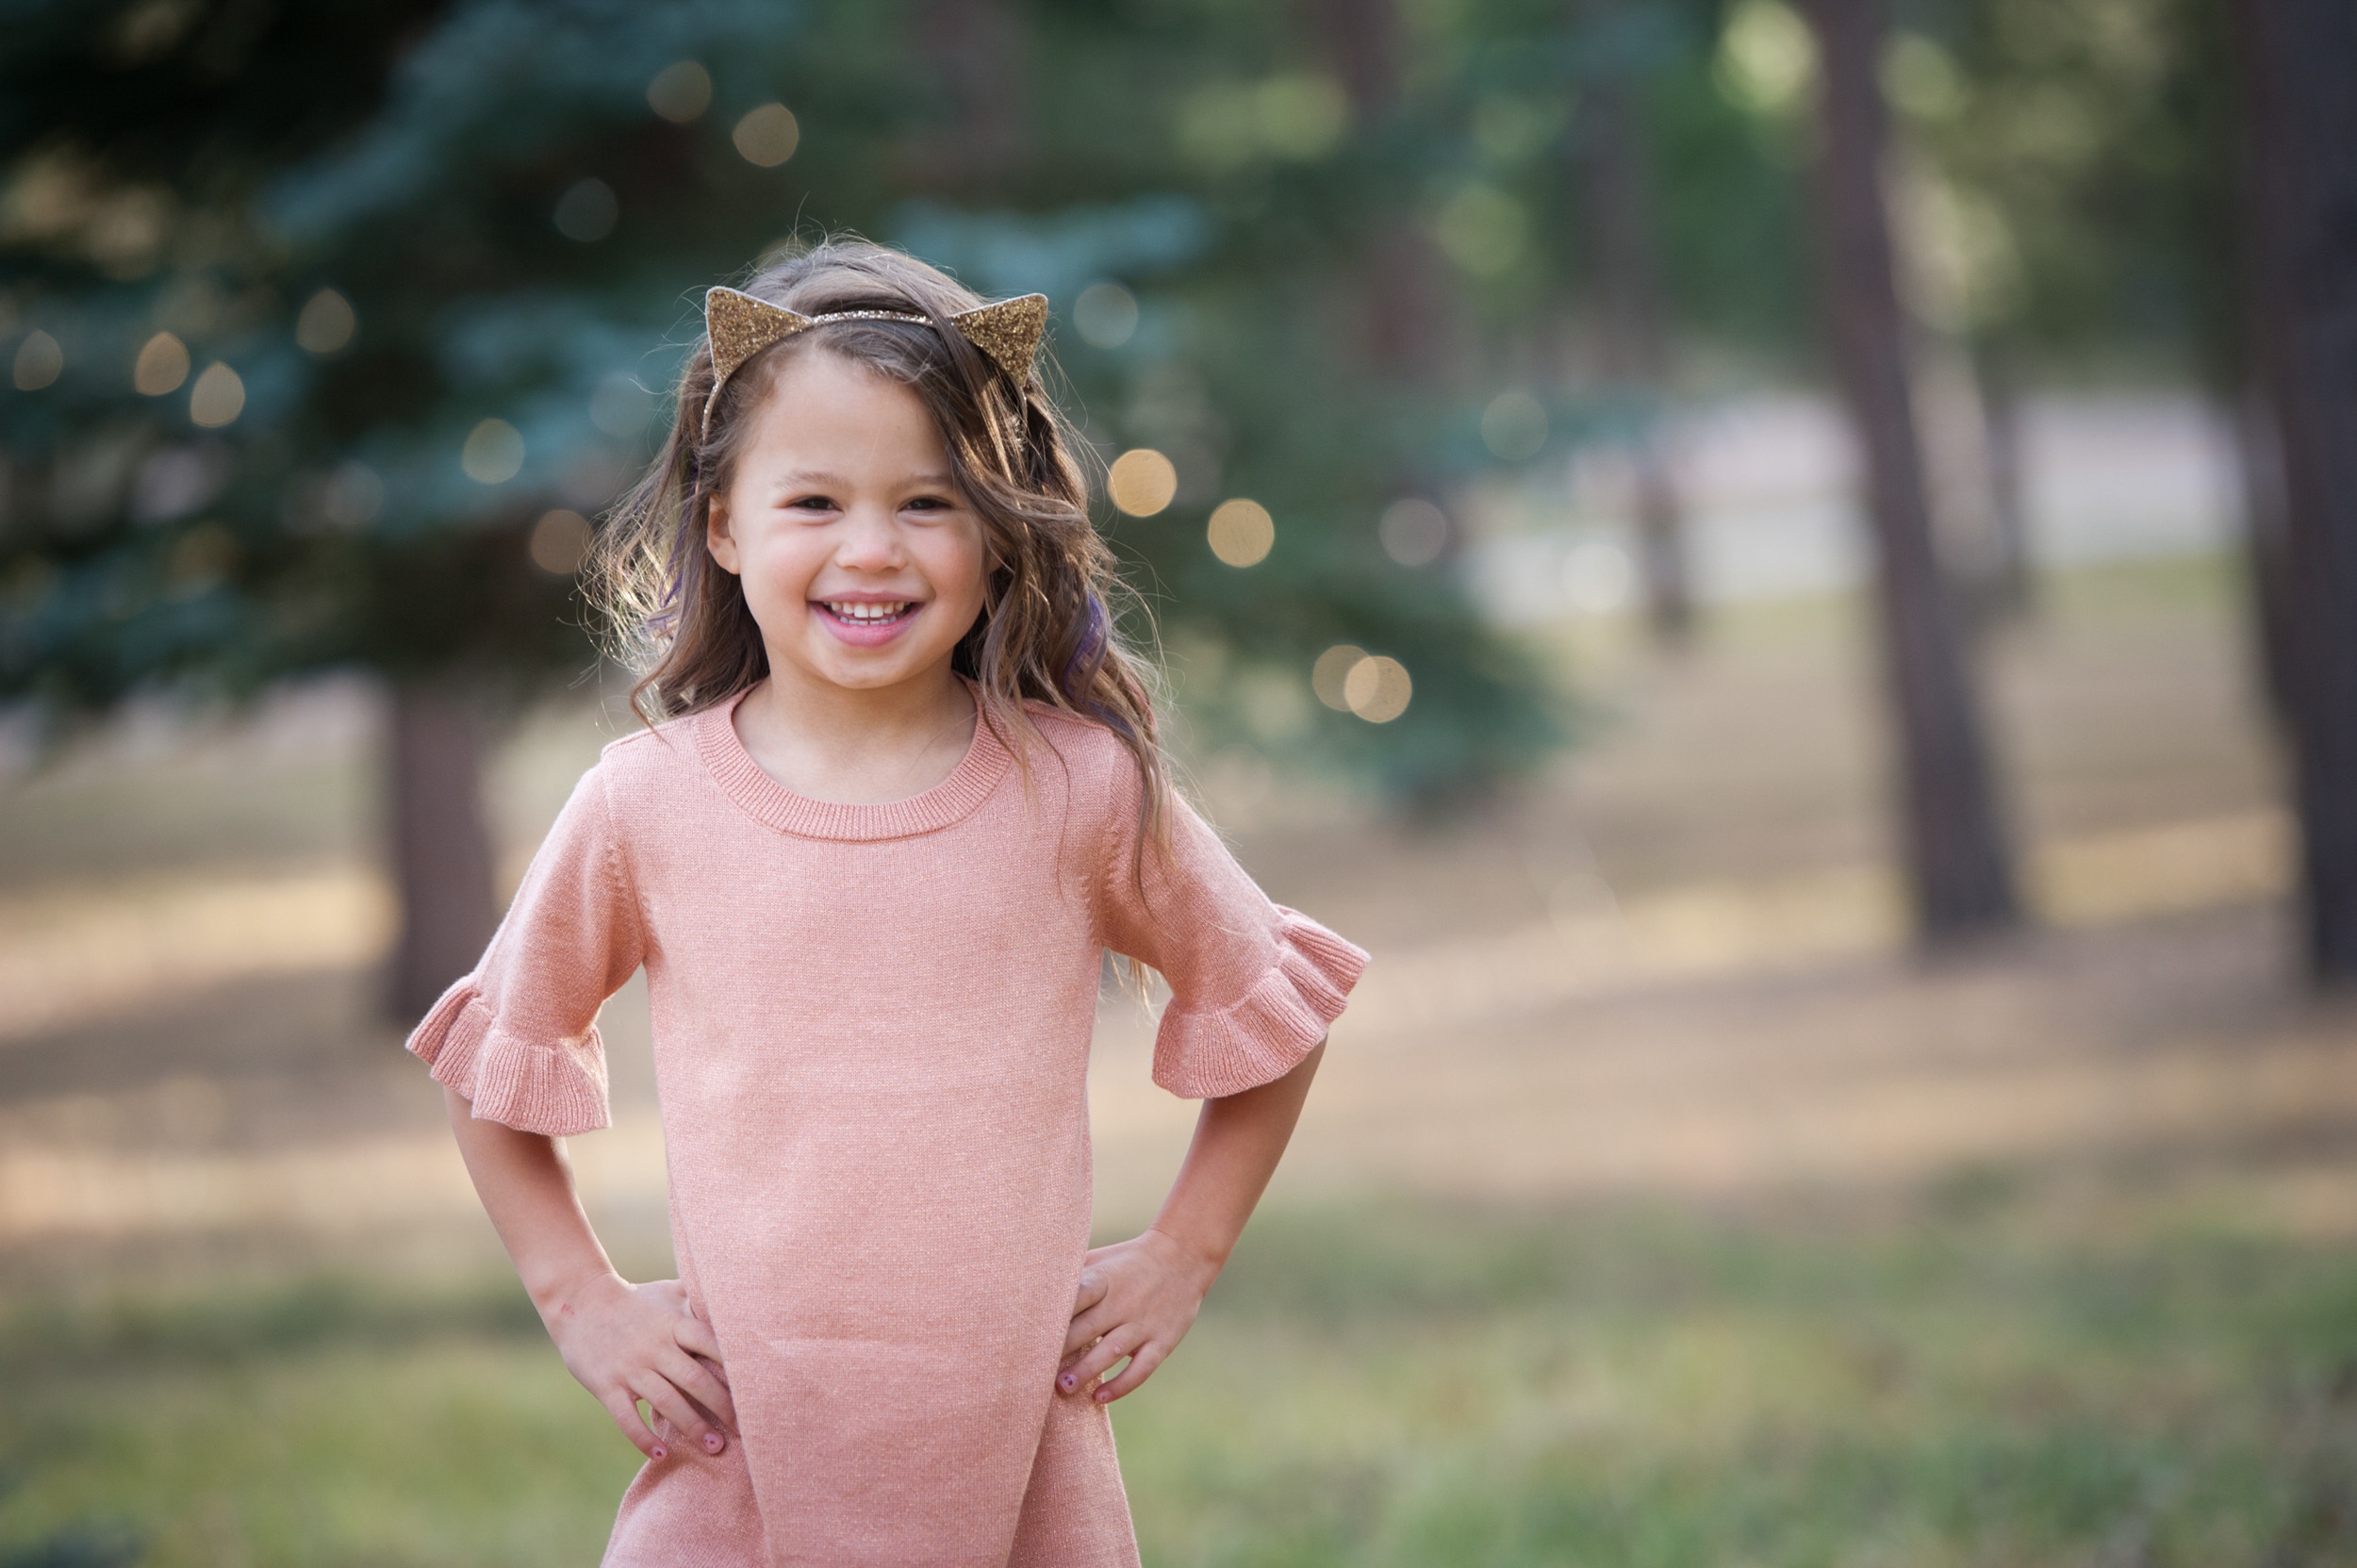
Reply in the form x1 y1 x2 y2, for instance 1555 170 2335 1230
443 1085 738 1459
1056 1039 1325 1403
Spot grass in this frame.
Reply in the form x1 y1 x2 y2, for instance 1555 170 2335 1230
8 1193 2357 1566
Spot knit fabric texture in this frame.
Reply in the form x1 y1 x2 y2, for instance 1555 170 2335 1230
406 693 1367 1567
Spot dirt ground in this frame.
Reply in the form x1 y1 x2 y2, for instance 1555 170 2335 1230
1 556 2349 1291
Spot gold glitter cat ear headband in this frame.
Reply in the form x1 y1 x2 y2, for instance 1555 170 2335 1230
701 286 1050 436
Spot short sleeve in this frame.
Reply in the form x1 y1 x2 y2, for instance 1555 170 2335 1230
1096 753 1368 1098
404 763 645 1135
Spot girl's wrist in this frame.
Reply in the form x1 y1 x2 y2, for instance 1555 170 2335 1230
526 1259 625 1329
1144 1221 1229 1291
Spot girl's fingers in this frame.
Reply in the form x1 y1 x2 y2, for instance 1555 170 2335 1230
628 1371 718 1458
673 1313 730 1380
658 1346 739 1436
1060 1301 1120 1361
1069 1268 1111 1317
600 1388 665 1461
1095 1340 1167 1403
1060 1327 1142 1393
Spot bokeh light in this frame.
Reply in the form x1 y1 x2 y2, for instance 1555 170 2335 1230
646 60 713 124
530 509 593 574
1435 184 1530 276
552 178 618 242
733 104 800 167
322 461 385 530
1562 539 1635 614
1311 643 1366 710
1107 448 1178 517
188 363 244 428
133 331 190 396
12 330 60 389
1481 390 1548 460
1343 654 1412 722
1379 497 1448 566
1073 281 1139 349
1715 0 1818 115
295 289 355 355
461 419 524 485
1207 499 1275 567
1256 74 1349 158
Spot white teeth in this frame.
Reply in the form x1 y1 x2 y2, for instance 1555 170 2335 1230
825 601 909 622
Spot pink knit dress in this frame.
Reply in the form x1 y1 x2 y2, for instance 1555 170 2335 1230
405 693 1367 1567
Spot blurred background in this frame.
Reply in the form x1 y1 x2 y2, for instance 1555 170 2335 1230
4 0 2356 1562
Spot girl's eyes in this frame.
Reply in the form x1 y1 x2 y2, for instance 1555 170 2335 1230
778 494 958 517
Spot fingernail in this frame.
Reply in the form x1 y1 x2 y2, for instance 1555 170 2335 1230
704 1432 723 1452
1059 1374 1076 1391
651 1444 667 1461
1095 1389 1113 1403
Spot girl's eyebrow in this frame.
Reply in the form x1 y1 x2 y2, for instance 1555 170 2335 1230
768 469 959 492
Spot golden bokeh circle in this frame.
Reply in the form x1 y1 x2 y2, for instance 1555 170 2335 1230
134 332 190 396
296 289 356 355
647 60 713 124
733 104 800 166
462 418 525 485
1343 655 1412 723
189 363 245 429
1311 644 1366 711
1107 448 1178 517
13 331 62 390
1207 499 1275 567
531 509 594 574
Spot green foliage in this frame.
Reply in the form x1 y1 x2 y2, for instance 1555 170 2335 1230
1890 0 2241 380
0 0 1814 799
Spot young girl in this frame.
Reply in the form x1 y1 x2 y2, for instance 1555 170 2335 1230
408 239 1366 1567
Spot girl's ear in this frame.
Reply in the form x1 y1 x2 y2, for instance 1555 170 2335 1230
706 491 742 575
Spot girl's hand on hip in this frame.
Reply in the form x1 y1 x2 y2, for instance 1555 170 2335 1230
543 1273 735 1461
1057 1227 1221 1404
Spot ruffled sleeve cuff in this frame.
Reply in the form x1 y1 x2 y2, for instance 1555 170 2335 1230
1151 908 1370 1098
406 977 613 1137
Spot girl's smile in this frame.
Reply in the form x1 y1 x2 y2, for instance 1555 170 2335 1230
813 592 922 646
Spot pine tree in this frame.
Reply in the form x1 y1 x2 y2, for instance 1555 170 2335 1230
1 0 1573 1014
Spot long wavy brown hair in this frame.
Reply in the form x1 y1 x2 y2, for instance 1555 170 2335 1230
591 239 1169 841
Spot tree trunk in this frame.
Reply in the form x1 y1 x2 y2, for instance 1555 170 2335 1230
1306 0 1453 382
1801 0 2019 942
385 683 501 1020
2233 0 2357 981
2231 386 2297 720
1975 345 2035 619
914 0 1028 189
1580 71 1694 647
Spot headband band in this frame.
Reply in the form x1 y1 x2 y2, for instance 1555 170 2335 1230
701 286 1049 437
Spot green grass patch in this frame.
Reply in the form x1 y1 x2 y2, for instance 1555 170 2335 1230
8 1198 2357 1565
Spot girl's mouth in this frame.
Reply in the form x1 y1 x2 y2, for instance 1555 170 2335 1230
816 600 918 626
812 599 922 647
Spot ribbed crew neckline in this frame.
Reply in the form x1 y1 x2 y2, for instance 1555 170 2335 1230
690 683 1012 842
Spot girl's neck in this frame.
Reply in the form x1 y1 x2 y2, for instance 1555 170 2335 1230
731 660 978 806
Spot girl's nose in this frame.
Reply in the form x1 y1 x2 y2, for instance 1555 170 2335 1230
832 508 905 570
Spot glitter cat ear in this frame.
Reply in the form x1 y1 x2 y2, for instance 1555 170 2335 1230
948 294 1049 385
702 287 814 436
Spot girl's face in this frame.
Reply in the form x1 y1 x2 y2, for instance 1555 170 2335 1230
707 350 989 697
